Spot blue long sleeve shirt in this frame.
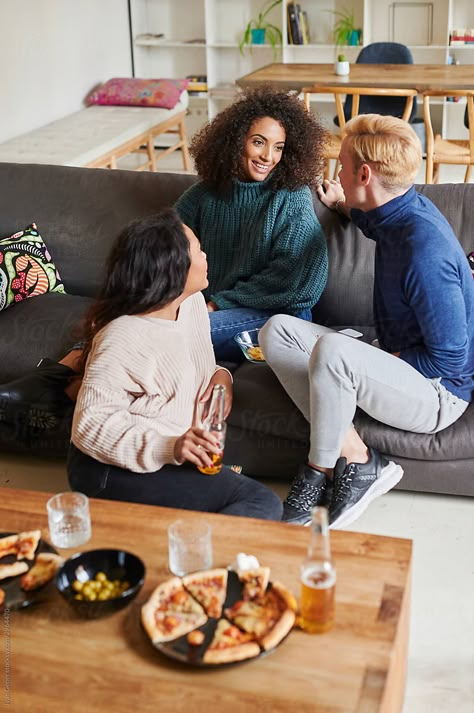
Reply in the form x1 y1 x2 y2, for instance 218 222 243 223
351 187 474 403
175 179 328 313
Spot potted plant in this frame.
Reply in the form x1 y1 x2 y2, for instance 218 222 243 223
239 0 283 61
335 53 350 76
330 8 361 49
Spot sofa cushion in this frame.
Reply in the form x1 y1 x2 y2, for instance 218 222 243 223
87 77 189 109
0 292 93 382
0 224 65 311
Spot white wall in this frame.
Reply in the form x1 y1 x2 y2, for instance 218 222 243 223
0 0 132 142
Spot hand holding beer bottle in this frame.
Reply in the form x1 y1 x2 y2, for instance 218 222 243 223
300 506 336 633
197 384 227 475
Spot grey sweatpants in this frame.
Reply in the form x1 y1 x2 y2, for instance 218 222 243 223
259 315 469 469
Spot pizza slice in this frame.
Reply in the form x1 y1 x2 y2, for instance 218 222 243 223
17 530 42 561
225 581 296 651
202 619 260 664
182 568 228 618
141 577 207 644
20 552 64 591
0 533 19 559
0 561 29 581
237 566 270 601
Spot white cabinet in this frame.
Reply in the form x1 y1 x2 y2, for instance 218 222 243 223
129 0 474 138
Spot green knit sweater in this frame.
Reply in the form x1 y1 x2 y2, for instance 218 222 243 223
175 179 328 313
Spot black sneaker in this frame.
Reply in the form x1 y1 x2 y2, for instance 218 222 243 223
328 448 403 529
282 464 327 525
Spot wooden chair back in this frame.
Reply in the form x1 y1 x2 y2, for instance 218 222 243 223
422 89 474 183
301 86 417 178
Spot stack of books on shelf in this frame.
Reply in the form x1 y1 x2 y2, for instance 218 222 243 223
287 3 310 45
449 29 474 45
186 75 208 96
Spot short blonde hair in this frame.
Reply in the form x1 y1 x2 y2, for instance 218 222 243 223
342 114 422 190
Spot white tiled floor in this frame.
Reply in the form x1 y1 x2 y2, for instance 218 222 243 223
1 453 473 713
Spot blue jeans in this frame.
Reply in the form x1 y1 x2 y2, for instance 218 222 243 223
210 307 312 362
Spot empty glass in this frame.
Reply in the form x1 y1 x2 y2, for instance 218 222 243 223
168 519 212 576
46 492 91 549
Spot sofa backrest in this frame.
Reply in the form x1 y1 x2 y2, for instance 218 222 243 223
312 182 474 328
0 162 198 297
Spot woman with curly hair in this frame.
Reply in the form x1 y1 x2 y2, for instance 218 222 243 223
175 86 329 361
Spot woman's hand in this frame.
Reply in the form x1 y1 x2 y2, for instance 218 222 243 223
316 178 347 213
200 369 233 418
174 427 221 468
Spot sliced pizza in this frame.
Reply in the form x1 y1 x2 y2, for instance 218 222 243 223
0 533 20 559
202 619 260 664
17 530 42 561
0 561 29 581
182 568 228 619
20 552 64 591
225 581 296 651
141 577 207 644
237 566 270 601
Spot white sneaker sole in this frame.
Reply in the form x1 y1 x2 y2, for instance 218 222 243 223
329 461 404 529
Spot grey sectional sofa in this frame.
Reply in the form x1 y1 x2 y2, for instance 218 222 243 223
0 162 472 496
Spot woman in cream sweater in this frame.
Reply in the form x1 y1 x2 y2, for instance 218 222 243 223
68 209 282 520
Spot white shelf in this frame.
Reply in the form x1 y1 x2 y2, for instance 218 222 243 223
130 0 472 130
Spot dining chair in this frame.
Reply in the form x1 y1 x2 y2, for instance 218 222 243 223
423 90 474 183
303 85 417 179
339 42 418 124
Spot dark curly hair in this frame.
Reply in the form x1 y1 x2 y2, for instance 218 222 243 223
189 86 329 194
78 209 190 373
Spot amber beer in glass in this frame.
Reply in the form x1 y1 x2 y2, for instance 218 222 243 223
197 385 226 475
300 507 336 633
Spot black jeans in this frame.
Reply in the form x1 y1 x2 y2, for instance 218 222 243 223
67 444 282 521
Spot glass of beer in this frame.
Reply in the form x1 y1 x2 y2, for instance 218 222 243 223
300 506 336 633
197 422 227 475
196 384 226 475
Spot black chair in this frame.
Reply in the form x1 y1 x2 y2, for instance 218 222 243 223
337 42 418 124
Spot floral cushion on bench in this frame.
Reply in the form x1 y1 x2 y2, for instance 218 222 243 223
0 224 65 312
86 77 189 110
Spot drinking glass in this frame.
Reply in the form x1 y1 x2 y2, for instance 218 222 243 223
168 519 212 576
46 492 91 549
300 506 336 633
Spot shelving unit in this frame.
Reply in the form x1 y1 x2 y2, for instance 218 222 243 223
129 0 474 139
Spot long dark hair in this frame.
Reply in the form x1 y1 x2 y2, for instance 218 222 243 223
189 86 329 194
79 209 190 372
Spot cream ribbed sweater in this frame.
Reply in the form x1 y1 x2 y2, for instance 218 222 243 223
71 293 218 473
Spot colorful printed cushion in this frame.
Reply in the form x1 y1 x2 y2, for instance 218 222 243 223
0 224 66 311
86 77 189 110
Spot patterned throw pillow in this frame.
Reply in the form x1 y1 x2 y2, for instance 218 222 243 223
86 77 190 110
0 224 66 311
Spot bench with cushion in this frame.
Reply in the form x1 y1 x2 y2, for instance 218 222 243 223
0 103 190 172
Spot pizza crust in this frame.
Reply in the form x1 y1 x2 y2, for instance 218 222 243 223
20 552 64 591
0 561 29 581
259 608 296 651
203 639 261 664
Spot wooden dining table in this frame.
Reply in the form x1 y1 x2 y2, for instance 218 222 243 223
0 487 412 713
236 62 474 93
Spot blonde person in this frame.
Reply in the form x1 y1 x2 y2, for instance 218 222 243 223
261 114 473 527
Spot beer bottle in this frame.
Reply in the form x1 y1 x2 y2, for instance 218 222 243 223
197 384 226 475
300 506 336 633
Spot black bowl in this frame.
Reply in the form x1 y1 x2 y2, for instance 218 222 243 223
55 548 145 619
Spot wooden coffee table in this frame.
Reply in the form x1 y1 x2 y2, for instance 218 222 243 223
0 488 412 713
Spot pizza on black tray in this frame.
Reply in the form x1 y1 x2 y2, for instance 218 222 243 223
141 565 297 665
0 530 63 609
